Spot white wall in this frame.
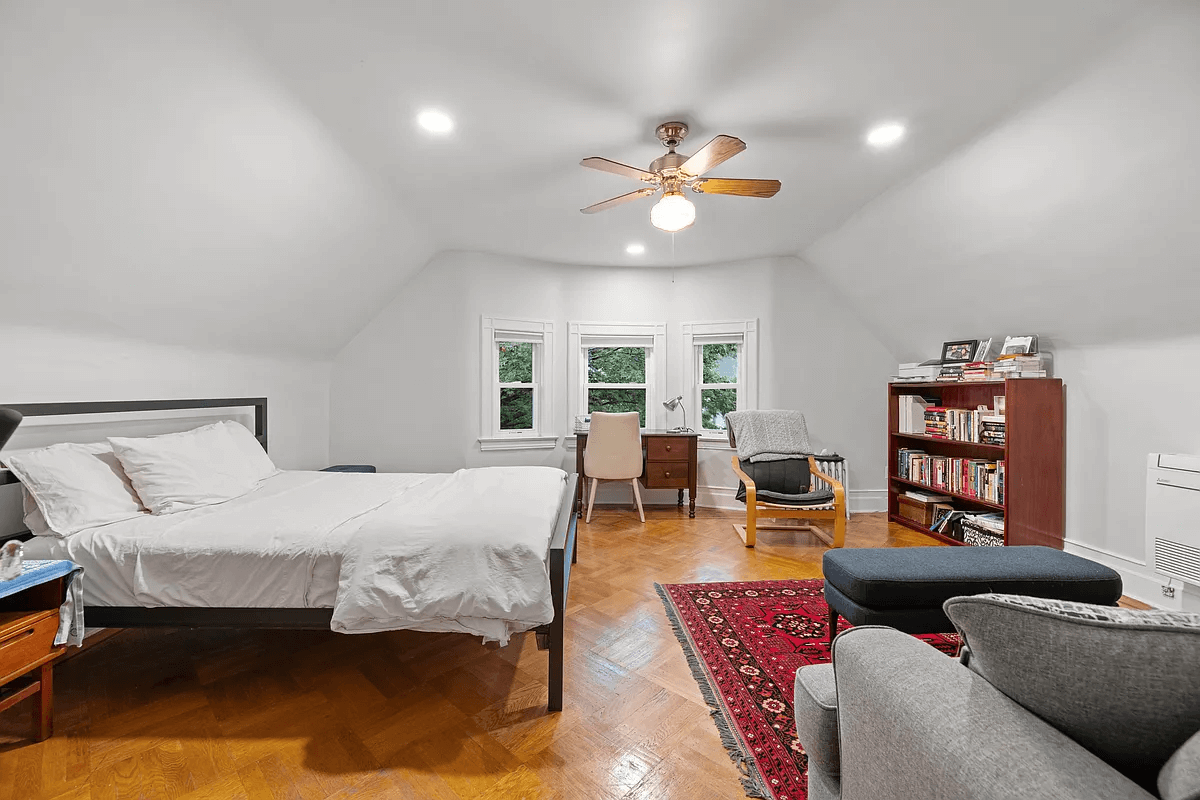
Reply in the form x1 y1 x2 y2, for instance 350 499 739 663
801 5 1200 607
1056 336 1200 608
329 251 894 510
0 325 331 470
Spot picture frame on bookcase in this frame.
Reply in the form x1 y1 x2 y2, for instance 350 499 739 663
1001 334 1038 355
974 338 993 362
940 339 979 363
994 396 1006 416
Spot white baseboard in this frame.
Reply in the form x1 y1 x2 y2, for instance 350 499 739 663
588 484 889 518
849 489 887 513
1063 538 1179 610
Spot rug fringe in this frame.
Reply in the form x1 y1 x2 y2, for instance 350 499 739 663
654 583 773 800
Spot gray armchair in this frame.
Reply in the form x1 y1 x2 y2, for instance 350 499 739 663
795 595 1200 800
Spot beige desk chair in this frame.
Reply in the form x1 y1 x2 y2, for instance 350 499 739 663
583 411 645 523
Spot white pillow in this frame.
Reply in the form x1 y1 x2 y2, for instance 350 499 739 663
109 422 276 515
3 442 147 535
21 486 54 537
220 421 277 483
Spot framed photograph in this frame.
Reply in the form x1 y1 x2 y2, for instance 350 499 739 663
994 396 1006 415
974 337 993 362
1001 334 1038 355
940 339 979 364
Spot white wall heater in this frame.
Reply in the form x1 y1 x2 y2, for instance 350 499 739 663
1146 453 1200 585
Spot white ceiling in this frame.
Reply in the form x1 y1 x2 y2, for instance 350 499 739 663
219 0 1145 268
805 2 1200 358
0 0 1161 355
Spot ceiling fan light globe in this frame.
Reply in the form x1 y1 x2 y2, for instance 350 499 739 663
650 192 696 232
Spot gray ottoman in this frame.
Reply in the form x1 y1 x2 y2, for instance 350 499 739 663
822 546 1123 644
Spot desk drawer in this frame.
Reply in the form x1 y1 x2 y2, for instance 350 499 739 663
642 462 689 489
0 611 58 680
646 438 689 462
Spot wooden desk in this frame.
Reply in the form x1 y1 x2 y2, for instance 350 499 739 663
575 430 701 518
0 575 69 742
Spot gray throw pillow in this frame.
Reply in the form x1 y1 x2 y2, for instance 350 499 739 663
1161 729 1200 800
944 593 1200 792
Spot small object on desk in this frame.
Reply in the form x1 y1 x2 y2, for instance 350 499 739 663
0 541 21 581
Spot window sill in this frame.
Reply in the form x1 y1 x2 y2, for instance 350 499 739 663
478 436 560 452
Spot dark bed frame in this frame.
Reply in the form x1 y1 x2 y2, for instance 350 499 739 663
0 397 579 712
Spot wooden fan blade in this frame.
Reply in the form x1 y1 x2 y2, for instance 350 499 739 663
678 135 746 178
580 187 658 214
580 157 656 183
691 178 781 198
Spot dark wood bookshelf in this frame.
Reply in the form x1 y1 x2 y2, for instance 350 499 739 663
888 377 1065 548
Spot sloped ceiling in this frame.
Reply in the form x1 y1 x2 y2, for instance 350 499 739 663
0 1 433 356
804 3 1200 360
0 0 1162 356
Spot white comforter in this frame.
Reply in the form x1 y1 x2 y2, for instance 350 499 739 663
22 467 568 644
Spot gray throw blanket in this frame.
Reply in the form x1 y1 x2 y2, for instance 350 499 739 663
726 409 812 463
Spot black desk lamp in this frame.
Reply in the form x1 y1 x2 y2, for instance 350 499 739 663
0 407 22 452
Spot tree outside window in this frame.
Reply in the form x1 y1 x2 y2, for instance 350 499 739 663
586 346 647 426
498 341 534 430
700 342 739 431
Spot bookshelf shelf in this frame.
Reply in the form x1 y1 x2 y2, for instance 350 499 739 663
890 432 1006 453
890 515 964 546
887 377 1065 548
889 476 1006 511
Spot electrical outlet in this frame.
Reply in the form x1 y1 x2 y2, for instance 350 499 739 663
1162 585 1177 599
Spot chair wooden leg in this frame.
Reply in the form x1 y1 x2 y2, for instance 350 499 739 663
827 606 838 648
832 507 847 549
630 480 645 523
742 507 757 547
586 478 599 523
34 661 53 742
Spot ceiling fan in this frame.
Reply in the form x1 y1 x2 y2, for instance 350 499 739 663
579 121 781 232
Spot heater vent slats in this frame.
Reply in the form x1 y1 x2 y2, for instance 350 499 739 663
1155 537 1200 585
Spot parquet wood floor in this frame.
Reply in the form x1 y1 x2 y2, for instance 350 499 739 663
0 509 1088 798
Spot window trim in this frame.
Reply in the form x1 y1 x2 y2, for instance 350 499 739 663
568 322 667 434
682 320 759 445
479 316 558 451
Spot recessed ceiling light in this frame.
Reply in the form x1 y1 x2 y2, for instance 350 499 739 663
625 243 646 256
866 122 906 149
417 109 454 134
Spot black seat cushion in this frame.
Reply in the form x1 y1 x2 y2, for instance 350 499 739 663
822 546 1123 609
756 488 836 506
735 458 810 504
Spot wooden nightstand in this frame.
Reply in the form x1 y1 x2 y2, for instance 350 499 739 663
0 567 73 742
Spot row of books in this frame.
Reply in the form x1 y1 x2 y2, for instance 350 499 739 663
897 448 1006 504
924 407 1006 445
891 353 1052 384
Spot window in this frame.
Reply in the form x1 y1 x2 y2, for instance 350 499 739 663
569 322 667 433
479 317 557 450
683 320 758 442
586 346 648 426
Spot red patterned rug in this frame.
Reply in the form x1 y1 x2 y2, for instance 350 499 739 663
656 579 960 800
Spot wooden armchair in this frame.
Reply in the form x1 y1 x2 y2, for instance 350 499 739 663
728 430 847 549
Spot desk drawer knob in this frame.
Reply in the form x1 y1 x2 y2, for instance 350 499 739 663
665 445 672 451
664 471 671 478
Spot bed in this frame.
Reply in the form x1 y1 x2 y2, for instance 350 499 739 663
0 398 579 712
